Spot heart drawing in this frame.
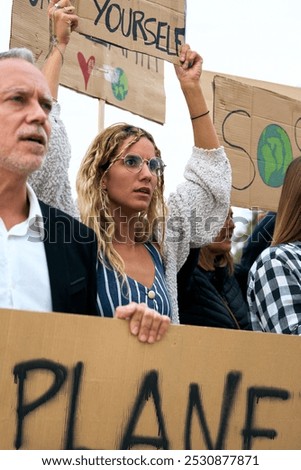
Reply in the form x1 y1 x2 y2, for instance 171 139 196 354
77 52 95 90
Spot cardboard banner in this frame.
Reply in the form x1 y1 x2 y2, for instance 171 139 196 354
213 75 301 211
1 307 301 450
73 0 186 64
200 70 301 117
10 0 165 124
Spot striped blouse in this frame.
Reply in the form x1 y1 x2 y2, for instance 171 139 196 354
97 243 172 318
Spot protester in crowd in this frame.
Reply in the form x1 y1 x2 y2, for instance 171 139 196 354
247 157 301 334
178 208 251 330
32 0 232 324
0 48 98 317
235 210 276 300
0 46 171 344
27 0 79 217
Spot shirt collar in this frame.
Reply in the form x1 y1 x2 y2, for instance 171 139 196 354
26 183 42 221
3 184 44 238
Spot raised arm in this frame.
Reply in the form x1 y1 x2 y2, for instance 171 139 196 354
42 0 78 100
174 44 219 149
29 0 78 217
164 45 232 323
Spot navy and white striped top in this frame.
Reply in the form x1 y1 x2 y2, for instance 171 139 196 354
97 243 172 318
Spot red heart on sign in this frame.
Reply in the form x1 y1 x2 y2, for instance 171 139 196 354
77 52 95 90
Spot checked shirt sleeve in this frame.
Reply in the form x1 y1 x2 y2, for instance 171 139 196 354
247 249 301 334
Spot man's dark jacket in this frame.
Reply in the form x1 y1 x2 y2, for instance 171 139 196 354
39 201 99 316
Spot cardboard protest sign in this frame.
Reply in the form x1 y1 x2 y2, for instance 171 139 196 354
73 0 186 64
200 71 301 115
10 0 165 123
1 307 301 450
212 75 301 210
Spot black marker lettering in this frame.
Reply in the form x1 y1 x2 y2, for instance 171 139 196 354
185 371 241 449
120 370 169 450
242 386 290 450
65 362 90 450
13 359 67 449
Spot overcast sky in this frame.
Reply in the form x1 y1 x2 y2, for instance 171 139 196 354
1 0 301 233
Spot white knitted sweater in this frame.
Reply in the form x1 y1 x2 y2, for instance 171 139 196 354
31 102 232 324
28 102 78 219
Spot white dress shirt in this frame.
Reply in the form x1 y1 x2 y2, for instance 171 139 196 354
0 184 53 312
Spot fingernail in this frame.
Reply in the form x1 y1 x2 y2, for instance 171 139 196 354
132 326 139 336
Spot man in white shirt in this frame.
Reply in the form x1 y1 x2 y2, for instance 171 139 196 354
0 40 170 343
0 50 100 316
0 0 171 344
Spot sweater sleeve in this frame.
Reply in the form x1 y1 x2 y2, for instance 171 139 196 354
164 145 232 273
28 101 79 218
163 146 231 324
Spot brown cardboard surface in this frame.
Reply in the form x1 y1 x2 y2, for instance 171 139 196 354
1 307 301 450
202 70 301 109
213 75 301 211
10 0 165 123
73 0 186 64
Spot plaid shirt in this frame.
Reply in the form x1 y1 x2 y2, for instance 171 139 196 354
247 241 301 334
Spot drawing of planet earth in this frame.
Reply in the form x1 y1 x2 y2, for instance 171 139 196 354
111 67 128 101
257 124 293 187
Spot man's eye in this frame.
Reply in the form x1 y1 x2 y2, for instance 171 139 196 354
42 101 52 113
11 95 24 103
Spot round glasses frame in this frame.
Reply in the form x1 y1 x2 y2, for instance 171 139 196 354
118 154 166 177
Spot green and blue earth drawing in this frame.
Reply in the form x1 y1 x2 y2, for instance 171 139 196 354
111 67 128 101
257 124 293 187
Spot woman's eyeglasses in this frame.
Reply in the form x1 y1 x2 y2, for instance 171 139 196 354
118 154 166 176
